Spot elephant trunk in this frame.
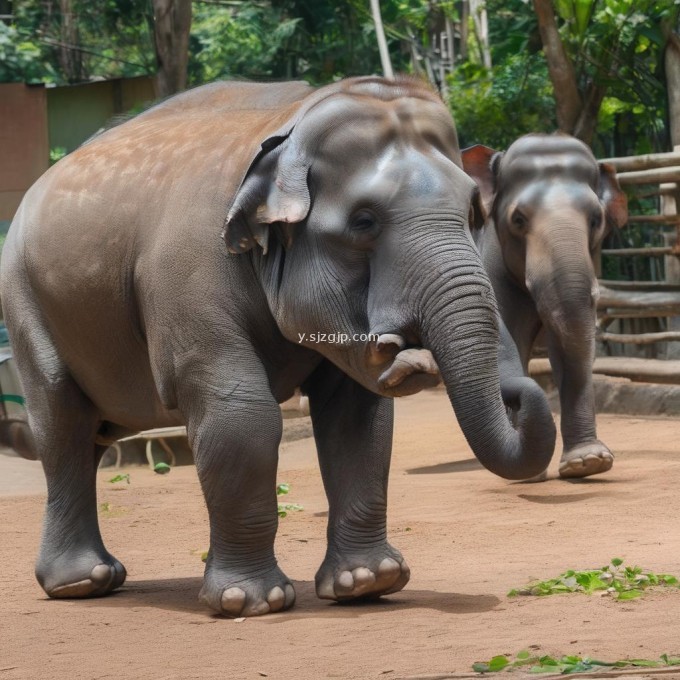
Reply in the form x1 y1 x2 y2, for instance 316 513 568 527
418 230 556 480
524 227 599 450
525 226 598 355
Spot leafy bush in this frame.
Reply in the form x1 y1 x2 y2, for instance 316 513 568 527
0 22 58 83
189 4 301 84
448 53 556 149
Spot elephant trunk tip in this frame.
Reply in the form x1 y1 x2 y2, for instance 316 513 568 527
497 376 556 480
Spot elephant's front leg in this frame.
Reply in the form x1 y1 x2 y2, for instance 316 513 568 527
546 332 613 478
305 361 410 602
181 375 295 617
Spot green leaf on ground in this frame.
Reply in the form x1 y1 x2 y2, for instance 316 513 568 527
488 656 510 672
473 652 680 675
508 558 679 599
276 483 302 518
277 503 303 518
153 462 171 474
108 473 130 484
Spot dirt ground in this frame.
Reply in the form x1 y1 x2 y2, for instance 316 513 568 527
2 388 680 680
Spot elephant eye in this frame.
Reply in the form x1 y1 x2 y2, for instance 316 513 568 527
589 211 603 231
350 210 378 232
510 208 527 231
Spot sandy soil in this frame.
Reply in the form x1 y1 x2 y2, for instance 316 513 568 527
1 389 680 680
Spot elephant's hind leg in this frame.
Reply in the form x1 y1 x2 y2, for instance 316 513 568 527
305 361 410 603
12 322 126 598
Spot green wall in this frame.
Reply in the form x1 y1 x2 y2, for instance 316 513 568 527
47 77 156 153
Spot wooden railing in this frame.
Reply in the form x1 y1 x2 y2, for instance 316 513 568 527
596 151 680 353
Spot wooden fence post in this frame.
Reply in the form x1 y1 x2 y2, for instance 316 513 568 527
662 145 680 358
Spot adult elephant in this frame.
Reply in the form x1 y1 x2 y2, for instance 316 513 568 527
2 77 554 618
463 134 628 480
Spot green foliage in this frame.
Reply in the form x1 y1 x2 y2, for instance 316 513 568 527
449 53 556 149
472 651 680 674
482 0 675 154
3 0 676 157
49 147 67 165
189 3 300 83
99 502 127 518
108 473 130 485
276 482 303 518
0 21 58 83
553 0 674 153
508 558 679 600
153 462 171 475
3 0 154 84
188 0 438 85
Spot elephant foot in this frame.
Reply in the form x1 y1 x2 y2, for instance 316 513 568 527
315 543 410 602
37 550 126 598
559 441 613 479
199 563 295 617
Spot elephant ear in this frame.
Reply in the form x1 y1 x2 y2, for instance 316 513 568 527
461 144 503 226
598 162 628 230
223 133 311 254
469 187 486 230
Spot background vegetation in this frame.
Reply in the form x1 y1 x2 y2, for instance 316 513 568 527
1 0 678 157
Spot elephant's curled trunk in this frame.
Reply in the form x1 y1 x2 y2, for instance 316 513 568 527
418 231 556 480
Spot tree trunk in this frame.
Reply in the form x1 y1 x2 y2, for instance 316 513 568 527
59 0 83 83
573 81 607 145
532 0 582 134
470 0 491 69
151 0 192 99
459 0 469 61
370 0 394 79
664 28 680 147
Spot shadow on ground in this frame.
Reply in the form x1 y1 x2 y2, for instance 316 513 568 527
407 458 483 475
69 577 501 620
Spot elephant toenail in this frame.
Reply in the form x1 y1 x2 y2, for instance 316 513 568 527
316 579 335 600
352 567 376 590
377 558 400 578
221 587 246 615
337 571 354 591
267 586 285 611
90 564 113 586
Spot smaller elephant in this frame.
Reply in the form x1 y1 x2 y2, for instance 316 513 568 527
463 133 628 479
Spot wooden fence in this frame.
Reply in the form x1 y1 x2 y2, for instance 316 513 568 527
596 150 680 358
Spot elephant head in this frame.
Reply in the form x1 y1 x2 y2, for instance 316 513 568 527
224 77 555 479
462 134 628 355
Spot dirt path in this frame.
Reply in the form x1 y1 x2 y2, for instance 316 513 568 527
1 389 679 679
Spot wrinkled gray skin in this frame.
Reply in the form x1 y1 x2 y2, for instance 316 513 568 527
463 134 628 479
2 77 555 618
